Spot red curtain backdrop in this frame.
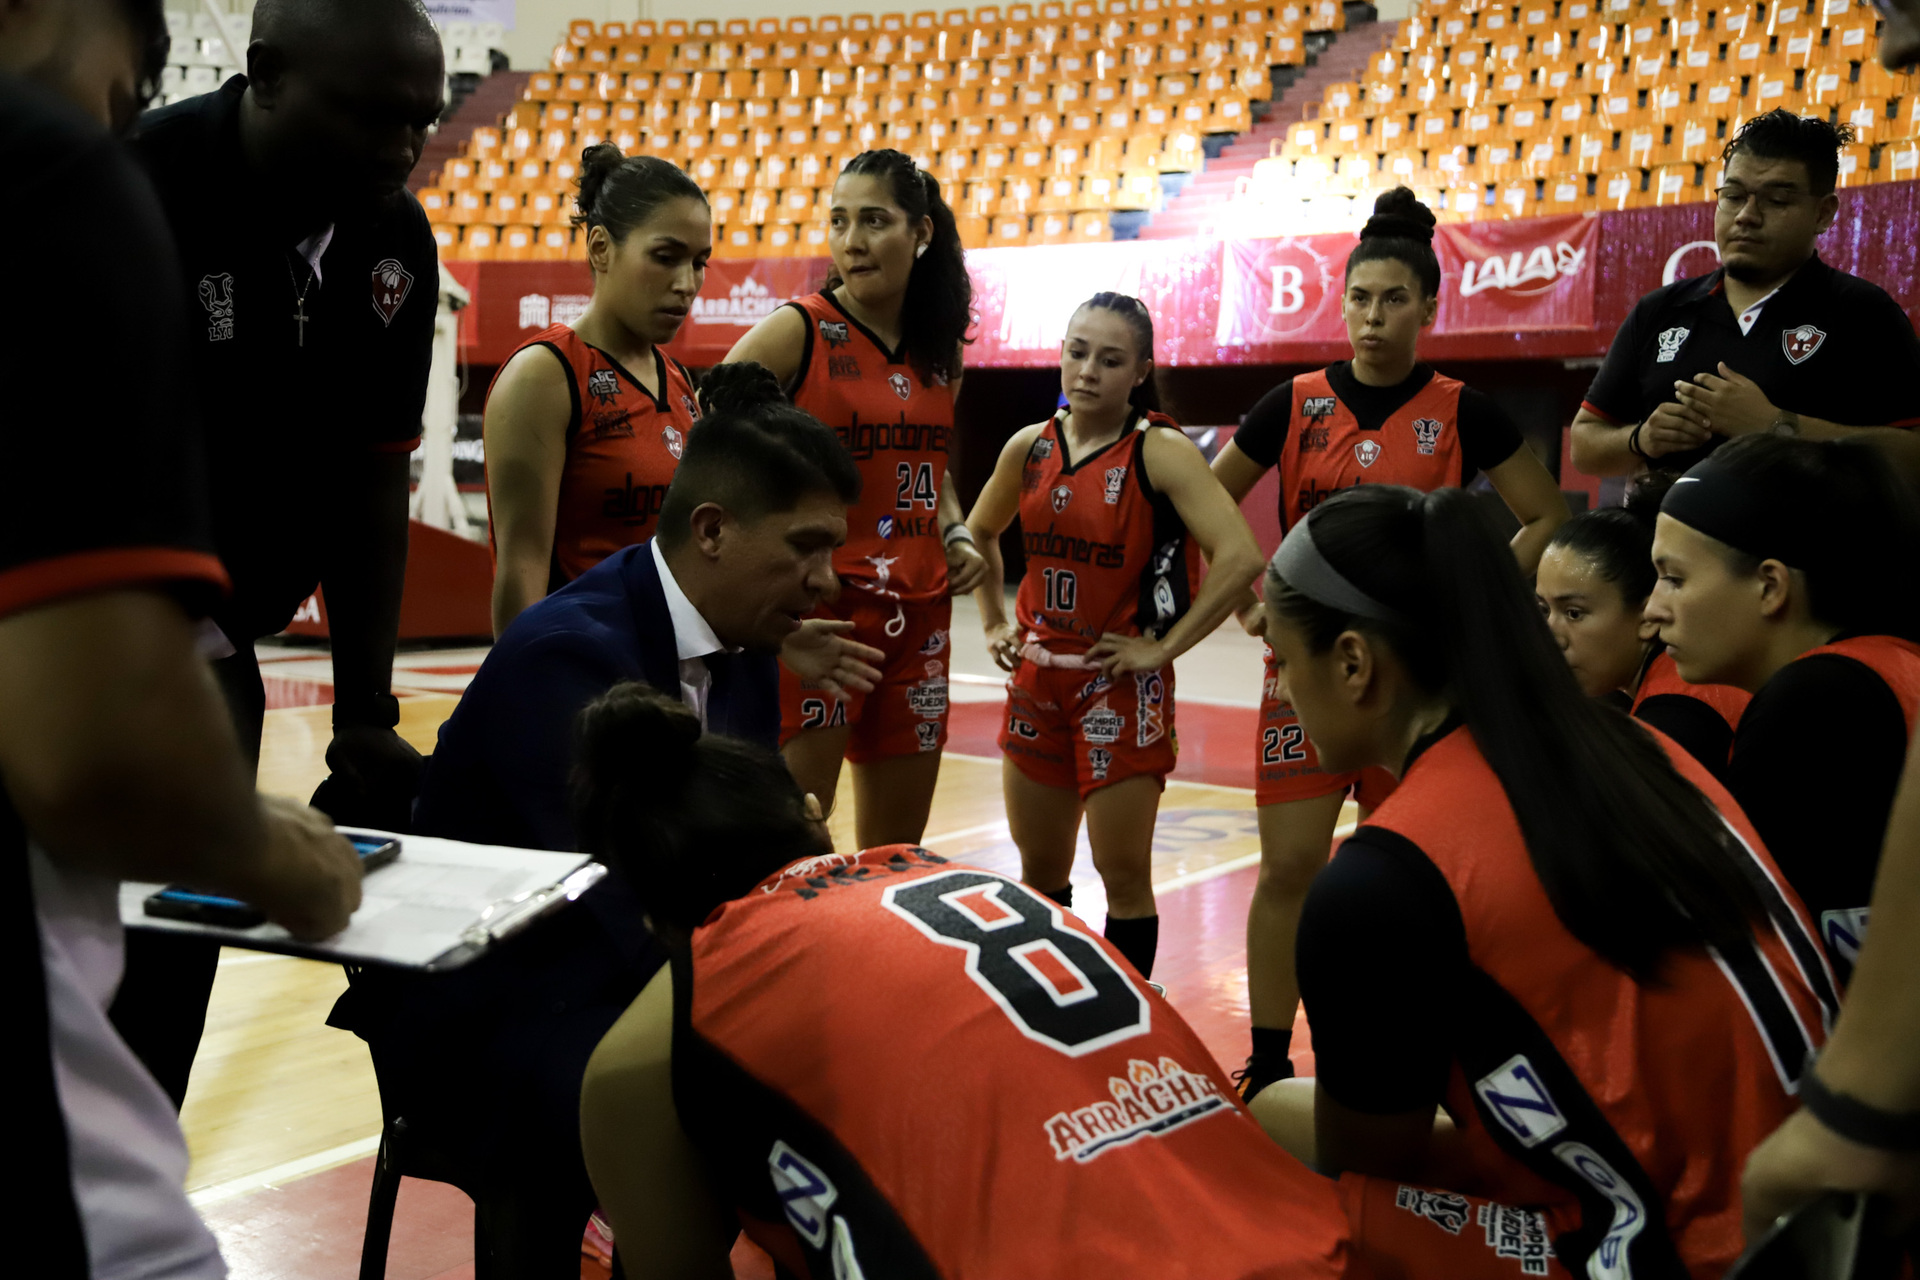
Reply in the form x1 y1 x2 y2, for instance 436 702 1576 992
448 181 1920 368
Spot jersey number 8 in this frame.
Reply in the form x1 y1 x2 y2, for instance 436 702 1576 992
882 869 1150 1057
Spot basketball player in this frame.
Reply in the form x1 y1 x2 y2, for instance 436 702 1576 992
1211 187 1570 1097
572 682 1593 1280
485 145 709 636
1250 485 1833 1280
724 149 985 848
1536 477 1750 777
1647 434 1920 982
961 293 1263 980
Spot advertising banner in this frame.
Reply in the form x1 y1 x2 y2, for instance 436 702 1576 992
1433 214 1597 333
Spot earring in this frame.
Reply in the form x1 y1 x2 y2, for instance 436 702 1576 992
915 243 927 258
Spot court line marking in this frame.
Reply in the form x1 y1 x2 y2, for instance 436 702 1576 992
941 751 1261 796
187 1133 382 1209
1148 821 1357 895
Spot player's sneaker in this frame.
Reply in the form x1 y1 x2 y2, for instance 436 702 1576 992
1231 1052 1294 1102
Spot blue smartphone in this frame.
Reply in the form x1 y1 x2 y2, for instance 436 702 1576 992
142 836 400 928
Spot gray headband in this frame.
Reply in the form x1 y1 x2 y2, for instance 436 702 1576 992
1269 517 1405 624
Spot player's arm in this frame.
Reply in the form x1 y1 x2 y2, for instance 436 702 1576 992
939 348 988 595
1482 443 1569 576
581 968 736 1280
0 590 360 939
484 344 574 638
720 304 809 391
1210 439 1274 631
1090 429 1264 675
965 424 1045 671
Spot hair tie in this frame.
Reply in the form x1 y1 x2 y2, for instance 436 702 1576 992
1270 516 1406 623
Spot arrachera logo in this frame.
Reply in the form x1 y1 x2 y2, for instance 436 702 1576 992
691 276 783 326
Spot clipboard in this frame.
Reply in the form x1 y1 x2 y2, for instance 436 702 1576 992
120 828 608 971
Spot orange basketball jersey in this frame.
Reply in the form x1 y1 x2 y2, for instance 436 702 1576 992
487 325 700 588
673 844 1352 1280
786 292 955 605
1800 634 1920 734
1631 650 1752 729
1362 728 1837 1280
1014 411 1200 654
1280 367 1466 531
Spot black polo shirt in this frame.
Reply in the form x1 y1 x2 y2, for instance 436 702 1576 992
1583 254 1920 473
132 76 438 641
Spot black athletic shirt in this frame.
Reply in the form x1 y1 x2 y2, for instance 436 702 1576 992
1 75 227 1277
1233 361 1526 478
132 76 438 641
1726 649 1909 965
1634 693 1738 784
1582 256 1920 474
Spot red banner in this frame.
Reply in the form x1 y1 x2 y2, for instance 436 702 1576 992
1434 214 1597 333
1214 233 1352 349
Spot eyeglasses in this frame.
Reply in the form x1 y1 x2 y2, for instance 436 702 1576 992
1715 185 1810 212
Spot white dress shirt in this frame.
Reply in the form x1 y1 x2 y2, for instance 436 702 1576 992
650 539 729 727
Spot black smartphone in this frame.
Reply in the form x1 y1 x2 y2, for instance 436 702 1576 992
142 835 402 929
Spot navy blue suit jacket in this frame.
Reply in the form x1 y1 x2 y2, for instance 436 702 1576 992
412 539 780 853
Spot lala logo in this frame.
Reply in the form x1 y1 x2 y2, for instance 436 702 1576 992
1782 324 1827 365
1354 439 1382 468
1412 417 1444 456
1051 484 1074 513
661 425 685 459
888 372 912 400
1457 240 1587 298
370 258 414 327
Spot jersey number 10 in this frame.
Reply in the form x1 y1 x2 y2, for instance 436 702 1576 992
1041 567 1078 612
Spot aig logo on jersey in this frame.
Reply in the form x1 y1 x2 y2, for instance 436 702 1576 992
1102 466 1127 504
370 259 413 327
1782 324 1828 365
1354 439 1383 468
888 372 912 400
1412 417 1444 456
1051 484 1073 513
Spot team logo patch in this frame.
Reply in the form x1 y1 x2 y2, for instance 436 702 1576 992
1782 324 1827 365
1043 1057 1231 1163
662 424 685 459
1302 395 1339 418
1475 1054 1568 1148
906 661 948 720
828 353 863 380
197 272 236 341
877 515 896 538
1395 1187 1472 1235
1078 672 1113 701
587 369 621 403
1088 747 1113 780
1656 325 1690 363
1478 1203 1553 1276
1103 466 1128 504
1032 436 1055 459
1353 439 1382 468
1051 484 1074 513
818 319 851 346
1299 424 1330 452
1081 699 1124 745
888 372 912 400
370 258 414 326
1134 672 1165 747
1412 417 1444 456
682 393 701 421
915 721 942 752
919 629 949 656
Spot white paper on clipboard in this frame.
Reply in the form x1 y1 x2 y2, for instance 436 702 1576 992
121 830 606 970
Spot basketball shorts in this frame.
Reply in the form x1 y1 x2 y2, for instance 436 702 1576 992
1256 645 1398 810
999 656 1177 799
779 592 952 764
1340 1175 1572 1280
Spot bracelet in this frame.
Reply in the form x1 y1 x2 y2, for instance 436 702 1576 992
1799 1069 1920 1152
1627 422 1651 461
333 693 401 731
942 522 976 548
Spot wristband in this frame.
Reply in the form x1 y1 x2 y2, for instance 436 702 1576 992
333 693 401 731
1628 421 1651 461
943 522 977 548
1799 1069 1920 1152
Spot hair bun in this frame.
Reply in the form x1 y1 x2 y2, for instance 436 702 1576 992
1621 470 1676 528
1360 186 1437 246
698 361 787 416
574 681 700 803
576 142 626 215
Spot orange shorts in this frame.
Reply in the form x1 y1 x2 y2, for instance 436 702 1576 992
999 657 1177 798
1340 1175 1572 1280
1256 645 1398 810
779 593 951 764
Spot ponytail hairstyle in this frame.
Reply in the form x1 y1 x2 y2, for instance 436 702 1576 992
1073 291 1162 412
571 681 822 942
825 149 974 383
1345 186 1441 299
1544 472 1675 610
695 359 787 417
1268 485 1768 980
572 142 709 245
1662 434 1920 642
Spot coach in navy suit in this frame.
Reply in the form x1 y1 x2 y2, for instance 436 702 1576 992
331 372 874 1279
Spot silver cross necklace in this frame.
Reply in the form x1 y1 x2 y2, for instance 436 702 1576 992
286 256 316 347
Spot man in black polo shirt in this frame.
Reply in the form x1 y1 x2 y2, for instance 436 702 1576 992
1571 110 1920 477
115 0 444 1104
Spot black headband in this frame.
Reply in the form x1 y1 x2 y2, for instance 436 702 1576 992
1661 453 1810 568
